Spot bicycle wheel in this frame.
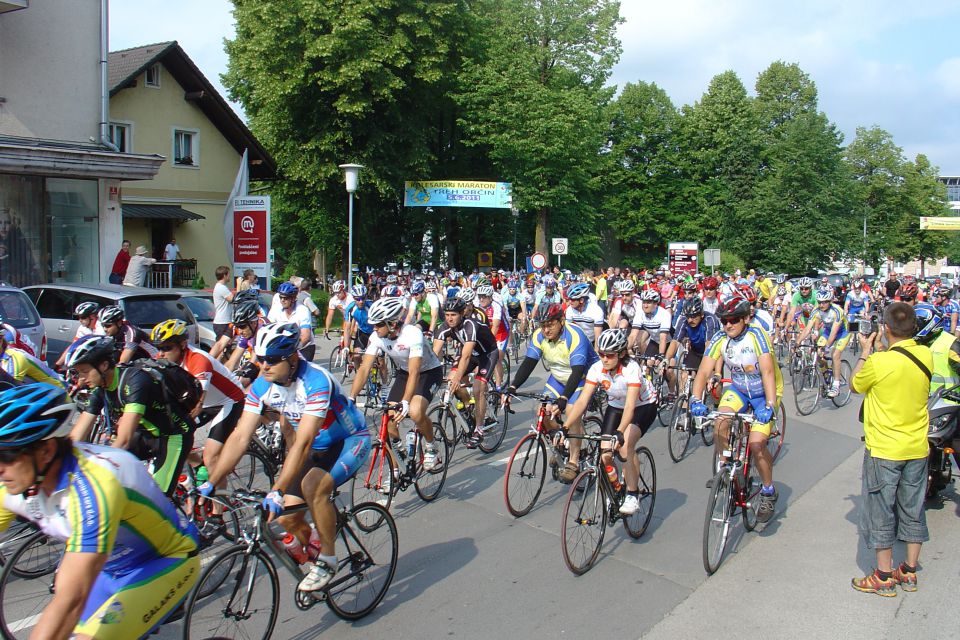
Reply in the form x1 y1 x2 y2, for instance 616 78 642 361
580 416 603 464
656 377 672 427
561 468 606 575
766 402 787 463
742 459 762 532
427 403 457 452
414 423 450 502
702 469 735 575
325 503 398 620
184 547 279 640
349 441 397 517
832 360 853 407
230 447 275 494
478 390 509 454
328 345 347 380
191 500 241 597
501 349 512 387
623 445 656 538
699 415 715 447
0 531 64 640
793 365 821 416
668 395 692 463
504 433 548 517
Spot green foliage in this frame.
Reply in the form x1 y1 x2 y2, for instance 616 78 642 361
191 275 206 289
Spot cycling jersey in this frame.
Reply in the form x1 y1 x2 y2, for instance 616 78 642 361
938 300 960 330
812 303 848 339
86 367 193 436
244 360 368 451
752 308 775 334
502 291 523 317
565 301 604 338
674 314 721 355
365 323 442 372
535 290 562 308
480 300 510 343
585 359 654 408
632 305 672 337
117 323 157 360
435 317 498 356
791 291 816 307
0 347 63 388
845 290 870 314
702 296 720 316
345 300 373 334
326 292 354 312
526 323 599 384
793 311 813 331
707 326 782 399
408 293 441 323
609 297 642 325
268 301 313 334
522 290 536 308
181 344 244 408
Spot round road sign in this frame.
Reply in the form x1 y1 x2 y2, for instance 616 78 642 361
530 252 547 270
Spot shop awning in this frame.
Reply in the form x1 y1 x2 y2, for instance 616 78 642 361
122 204 205 221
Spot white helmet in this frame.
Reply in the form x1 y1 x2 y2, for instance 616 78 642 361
614 279 634 293
640 289 661 303
798 277 814 288
458 288 476 303
596 329 628 353
815 289 833 303
367 297 406 325
331 280 345 293
476 285 494 297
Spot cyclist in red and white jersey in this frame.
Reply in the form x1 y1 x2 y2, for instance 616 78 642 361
477 284 510 388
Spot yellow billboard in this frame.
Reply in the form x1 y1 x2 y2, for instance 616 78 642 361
919 217 960 230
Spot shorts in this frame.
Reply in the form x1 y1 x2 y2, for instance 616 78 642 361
828 333 852 353
76 552 200 639
133 431 194 497
353 330 371 351
684 351 703 371
299 343 316 362
195 401 243 446
507 307 521 320
717 386 780 438
600 403 656 437
213 323 232 341
858 450 928 549
287 434 371 497
497 337 509 352
461 350 500 384
543 375 584 405
387 366 444 403
643 339 663 358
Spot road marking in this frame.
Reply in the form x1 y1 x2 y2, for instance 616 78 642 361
9 613 40 632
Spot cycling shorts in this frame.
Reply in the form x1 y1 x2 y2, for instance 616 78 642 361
684 351 703 371
353 330 371 351
196 401 242 445
507 306 521 319
828 333 852 354
76 552 200 639
460 350 500 384
496 337 509 352
543 375 584 405
134 431 193 497
387 366 443 403
717 386 781 438
600 403 656 438
643 339 664 358
287 433 371 496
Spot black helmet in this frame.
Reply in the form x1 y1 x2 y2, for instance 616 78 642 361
684 297 704 317
444 298 466 314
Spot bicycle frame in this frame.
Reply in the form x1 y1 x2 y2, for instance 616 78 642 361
709 412 760 512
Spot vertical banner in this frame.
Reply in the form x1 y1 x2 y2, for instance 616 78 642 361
223 149 249 271
233 195 271 283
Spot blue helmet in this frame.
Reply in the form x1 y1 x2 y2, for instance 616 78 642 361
254 322 300 358
277 282 298 297
410 280 426 295
0 383 74 449
914 303 943 343
566 283 591 300
351 284 367 299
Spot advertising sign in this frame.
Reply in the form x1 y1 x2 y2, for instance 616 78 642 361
403 181 512 209
668 242 699 274
920 216 960 230
233 196 271 281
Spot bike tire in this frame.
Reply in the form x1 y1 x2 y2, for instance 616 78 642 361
668 395 692 463
832 360 853 407
623 445 656 539
325 503 398 620
741 458 762 532
478 390 509 454
184 546 279 640
0 531 64 640
561 468 606 575
501 349 512 387
702 469 734 575
656 376 672 427
767 402 787 463
503 433 548 517
231 447 276 495
349 441 397 518
793 365 820 416
414 423 450 502
427 403 457 453
328 346 346 381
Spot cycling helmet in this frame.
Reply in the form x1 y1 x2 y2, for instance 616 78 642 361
683 282 699 293
458 288 476 303
737 284 757 304
425 281 438 292
476 285 494 297
444 297 466 314
718 296 751 319
277 282 298 297
538 303 564 322
542 276 556 288
65 335 117 368
254 322 300 358
233 289 260 304
640 289 661 303
776 285 787 297
815 290 833 303
381 285 403 297
350 284 368 299
232 300 261 325
507 280 519 292
615 279 635 293
74 301 100 318
367 297 406 325
596 329 628 353
331 280 346 293
0 383 74 449
410 280 426 295
683 297 704 316
702 276 719 289
567 283 591 300
937 286 952 298
474 276 490 287
797 277 814 289
853 279 864 288
899 282 919 299
386 274 398 284
914 304 943 343
776 274 786 284
150 319 188 345
98 305 124 325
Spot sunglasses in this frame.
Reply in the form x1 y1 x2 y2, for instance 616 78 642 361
901 296 915 302
260 355 288 366
686 314 703 321
156 342 179 352
280 295 297 301
598 352 619 359
704 287 716 291
720 317 744 326
101 322 116 329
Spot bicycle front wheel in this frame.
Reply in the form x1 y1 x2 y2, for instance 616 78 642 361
230 447 275 494
561 468 606 575
504 433 548 517
766 402 787 463
414 423 450 502
668 395 692 463
832 360 853 407
326 503 398 620
702 469 735 575
0 531 64 640
328 346 347 381
656 377 672 427
184 547 279 640
623 445 656 538
478 390 509 454
793 366 821 416
742 459 762 532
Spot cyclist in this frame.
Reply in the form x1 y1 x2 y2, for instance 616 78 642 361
406 280 442 336
98 305 157 364
690 296 782 523
476 284 511 388
742 285 774 334
784 277 816 330
201 323 370 593
795 289 851 398
322 280 353 340
844 279 872 330
564 282 604 344
344 284 374 373
269 281 315 361
520 280 538 335
701 276 721 315
212 300 265 387
350 298 444 470
665 297 720 391
608 279 641 334
505 303 599 482
433 297 500 448
672 282 700 320
0 328 63 388
0 383 200 639
54 301 102 370
933 286 959 335
67 336 195 496
531 276 562 321
502 279 524 328
630 290 672 359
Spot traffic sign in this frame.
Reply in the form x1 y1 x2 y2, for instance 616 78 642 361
551 237 568 255
704 248 721 266
530 252 547 270
668 242 699 274
477 252 493 267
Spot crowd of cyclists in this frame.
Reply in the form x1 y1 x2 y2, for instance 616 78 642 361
0 260 955 637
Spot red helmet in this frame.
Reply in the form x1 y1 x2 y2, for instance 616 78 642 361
718 296 752 319
703 276 719 289
737 284 757 304
899 282 919 299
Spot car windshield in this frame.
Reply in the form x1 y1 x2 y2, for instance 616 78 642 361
0 290 41 329
122 296 191 328
180 296 215 322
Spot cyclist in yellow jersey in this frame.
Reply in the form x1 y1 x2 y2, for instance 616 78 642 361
795 290 850 398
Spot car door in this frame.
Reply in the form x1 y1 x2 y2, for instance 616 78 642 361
27 287 76 363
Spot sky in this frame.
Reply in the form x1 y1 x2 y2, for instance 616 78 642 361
111 0 960 174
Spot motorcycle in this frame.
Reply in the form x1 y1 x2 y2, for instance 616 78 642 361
925 384 960 500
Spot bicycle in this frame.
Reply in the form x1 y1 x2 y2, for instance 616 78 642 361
356 349 390 416
327 334 352 382
349 401 450 512
427 379 510 457
793 343 852 416
0 531 68 640
184 489 398 639
560 433 657 575
641 356 673 427
502 391 602 517
666 363 712 462
702 411 766 575
706 380 786 464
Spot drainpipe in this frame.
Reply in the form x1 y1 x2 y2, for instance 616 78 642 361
98 0 118 151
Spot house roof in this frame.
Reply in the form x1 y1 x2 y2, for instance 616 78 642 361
109 41 276 181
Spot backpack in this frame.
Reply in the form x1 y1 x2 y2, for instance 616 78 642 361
119 358 202 429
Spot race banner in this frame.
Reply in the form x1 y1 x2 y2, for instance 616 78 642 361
919 216 960 230
404 181 512 209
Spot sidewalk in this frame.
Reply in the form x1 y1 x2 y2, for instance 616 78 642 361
641 448 960 640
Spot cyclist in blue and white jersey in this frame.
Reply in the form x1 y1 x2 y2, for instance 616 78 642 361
344 284 373 372
201 323 370 594
844 279 872 329
502 280 524 325
531 276 562 321
795 289 850 398
564 282 604 344
933 286 959 335
665 296 720 390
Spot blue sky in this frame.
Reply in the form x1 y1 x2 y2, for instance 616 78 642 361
111 0 960 174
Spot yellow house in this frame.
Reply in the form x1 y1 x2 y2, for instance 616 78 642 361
108 41 275 285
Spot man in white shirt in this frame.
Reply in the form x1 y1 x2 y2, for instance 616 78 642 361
164 237 181 261
212 265 234 342
268 282 316 361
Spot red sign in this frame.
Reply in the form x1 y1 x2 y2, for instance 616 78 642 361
233 209 268 263
668 242 699 274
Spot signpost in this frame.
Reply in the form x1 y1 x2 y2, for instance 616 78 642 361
703 248 721 274
552 237 568 268
668 242 698 275
478 252 493 268
232 195 271 286
530 252 547 271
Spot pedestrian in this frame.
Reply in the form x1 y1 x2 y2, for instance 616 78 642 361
850 302 932 597
212 265 234 342
237 268 259 291
109 239 131 285
164 236 181 261
123 245 156 287
297 277 320 321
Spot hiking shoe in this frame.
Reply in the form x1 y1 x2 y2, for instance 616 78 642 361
619 494 640 515
298 559 336 592
851 570 897 597
892 564 918 592
465 431 483 449
422 444 441 471
558 462 578 484
757 489 778 523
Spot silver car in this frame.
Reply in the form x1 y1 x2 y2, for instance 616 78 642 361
0 285 46 360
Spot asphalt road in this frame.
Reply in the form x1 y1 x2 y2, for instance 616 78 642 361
2 335 955 640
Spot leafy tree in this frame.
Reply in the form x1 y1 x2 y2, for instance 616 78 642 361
891 154 950 275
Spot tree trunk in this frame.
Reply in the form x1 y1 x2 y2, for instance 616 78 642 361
535 207 549 261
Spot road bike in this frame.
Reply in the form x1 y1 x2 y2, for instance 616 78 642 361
666 363 713 462
184 489 398 640
560 433 656 575
427 380 510 457
502 391 602 517
704 379 786 464
793 343 852 416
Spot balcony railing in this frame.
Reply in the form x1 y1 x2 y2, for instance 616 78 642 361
147 259 198 288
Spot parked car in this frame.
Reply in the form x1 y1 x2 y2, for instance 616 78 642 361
24 283 200 364
169 288 217 349
0 284 46 361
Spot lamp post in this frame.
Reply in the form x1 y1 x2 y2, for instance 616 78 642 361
511 206 519 273
339 164 363 283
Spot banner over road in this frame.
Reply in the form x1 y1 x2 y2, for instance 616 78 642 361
404 181 512 209
919 216 960 230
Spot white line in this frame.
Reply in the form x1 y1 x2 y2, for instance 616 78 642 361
9 613 40 632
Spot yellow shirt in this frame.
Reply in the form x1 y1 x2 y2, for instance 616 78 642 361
852 339 931 460
756 278 773 301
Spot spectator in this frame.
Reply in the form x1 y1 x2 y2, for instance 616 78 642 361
123 246 156 287
237 268 259 291
212 265 234 342
297 277 320 320
884 273 901 301
164 236 181 261
850 302 932 597
109 240 131 285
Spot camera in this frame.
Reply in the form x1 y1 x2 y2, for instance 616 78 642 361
857 316 879 336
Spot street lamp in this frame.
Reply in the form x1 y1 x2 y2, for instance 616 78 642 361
339 163 363 283
511 206 519 273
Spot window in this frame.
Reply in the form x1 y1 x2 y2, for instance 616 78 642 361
173 129 199 167
108 122 131 153
948 185 960 202
145 64 160 88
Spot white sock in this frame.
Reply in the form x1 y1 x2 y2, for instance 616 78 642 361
317 553 337 571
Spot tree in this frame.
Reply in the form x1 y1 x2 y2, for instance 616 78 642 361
892 154 950 275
